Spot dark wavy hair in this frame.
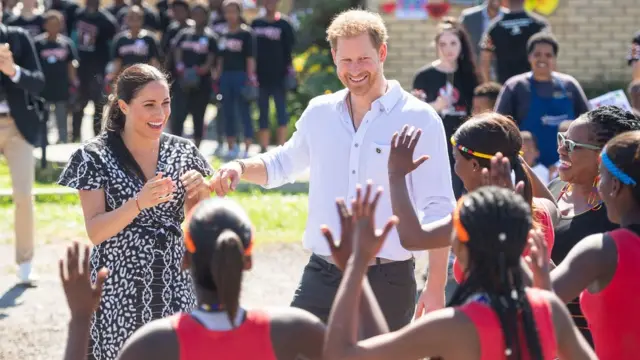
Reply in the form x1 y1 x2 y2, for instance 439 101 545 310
103 64 168 134
435 17 480 90
448 186 543 360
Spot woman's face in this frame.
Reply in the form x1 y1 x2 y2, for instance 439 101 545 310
21 0 36 10
223 3 239 24
437 30 461 65
557 121 601 185
119 80 171 140
126 12 143 30
453 147 481 192
192 8 207 26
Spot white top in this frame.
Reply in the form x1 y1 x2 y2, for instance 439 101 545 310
259 80 456 261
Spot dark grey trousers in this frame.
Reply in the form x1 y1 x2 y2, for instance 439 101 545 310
290 254 417 331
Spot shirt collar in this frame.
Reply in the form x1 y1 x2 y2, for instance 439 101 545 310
336 79 403 115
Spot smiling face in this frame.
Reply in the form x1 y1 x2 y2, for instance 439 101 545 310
332 32 386 97
119 80 171 140
437 30 461 65
528 42 556 79
557 121 601 185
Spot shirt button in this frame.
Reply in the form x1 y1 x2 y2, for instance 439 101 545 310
352 170 356 174
354 143 359 148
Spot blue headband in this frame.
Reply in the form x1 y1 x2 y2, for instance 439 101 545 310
600 147 637 186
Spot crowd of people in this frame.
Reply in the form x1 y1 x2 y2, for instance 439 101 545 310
1 0 640 358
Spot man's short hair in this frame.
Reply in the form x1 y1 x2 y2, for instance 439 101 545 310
527 31 559 56
326 9 388 50
43 9 63 23
520 130 538 146
473 82 501 101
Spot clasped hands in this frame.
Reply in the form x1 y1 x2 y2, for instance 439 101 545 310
135 170 210 210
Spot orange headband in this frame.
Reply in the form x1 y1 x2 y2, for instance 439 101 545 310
182 211 254 256
452 197 470 243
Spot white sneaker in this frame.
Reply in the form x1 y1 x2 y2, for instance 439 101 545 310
18 262 37 285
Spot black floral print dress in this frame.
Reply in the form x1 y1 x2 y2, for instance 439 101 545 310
58 132 213 360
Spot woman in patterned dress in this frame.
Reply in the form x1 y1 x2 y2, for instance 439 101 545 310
57 64 213 360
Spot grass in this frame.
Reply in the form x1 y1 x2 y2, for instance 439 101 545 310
0 191 308 247
0 158 309 247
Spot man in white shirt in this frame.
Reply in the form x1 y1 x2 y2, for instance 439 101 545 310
210 9 455 330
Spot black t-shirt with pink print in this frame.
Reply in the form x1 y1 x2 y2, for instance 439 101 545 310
218 24 254 73
34 33 79 101
173 26 218 80
111 29 160 67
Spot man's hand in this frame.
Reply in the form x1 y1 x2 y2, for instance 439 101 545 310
0 44 17 78
209 161 243 197
414 282 445 320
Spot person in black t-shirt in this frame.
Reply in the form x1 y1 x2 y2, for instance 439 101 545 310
161 0 192 72
412 18 478 199
45 0 77 34
70 0 117 140
628 31 640 82
6 0 44 37
172 3 217 148
218 0 255 159
34 10 78 143
155 0 170 32
479 0 549 84
115 0 159 31
108 5 160 81
105 0 127 18
251 0 294 151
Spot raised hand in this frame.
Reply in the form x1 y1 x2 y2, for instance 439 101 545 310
180 170 209 200
209 162 243 197
352 181 398 263
137 172 176 210
59 242 109 319
388 125 430 178
525 228 552 291
480 152 525 196
321 197 355 271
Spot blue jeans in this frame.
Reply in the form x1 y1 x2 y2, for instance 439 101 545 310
258 84 288 129
220 71 253 139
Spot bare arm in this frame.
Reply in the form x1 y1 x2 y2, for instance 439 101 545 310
479 50 493 83
550 233 615 303
389 174 453 251
117 319 179 360
548 293 598 360
79 189 141 246
247 56 256 79
64 317 92 360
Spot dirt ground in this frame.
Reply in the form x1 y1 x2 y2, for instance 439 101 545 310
0 242 430 360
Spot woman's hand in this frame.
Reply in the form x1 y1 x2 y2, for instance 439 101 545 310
60 242 109 320
352 181 398 263
480 152 525 196
388 125 430 178
180 170 209 200
137 172 176 210
322 197 356 271
525 228 552 291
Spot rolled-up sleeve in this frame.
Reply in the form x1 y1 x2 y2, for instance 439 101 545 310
410 107 456 225
258 101 313 189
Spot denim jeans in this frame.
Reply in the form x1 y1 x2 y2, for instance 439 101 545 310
219 71 253 139
258 84 288 129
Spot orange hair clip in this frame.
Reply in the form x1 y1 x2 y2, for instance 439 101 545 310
453 197 470 243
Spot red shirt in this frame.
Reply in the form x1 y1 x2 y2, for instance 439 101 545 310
170 310 278 360
580 228 640 360
458 288 557 360
453 198 555 283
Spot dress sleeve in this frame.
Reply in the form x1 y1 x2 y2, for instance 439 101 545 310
57 145 106 190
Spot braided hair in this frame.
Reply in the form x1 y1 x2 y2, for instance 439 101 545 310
576 105 640 146
602 130 640 205
448 186 543 360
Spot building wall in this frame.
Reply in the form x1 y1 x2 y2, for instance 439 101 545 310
366 0 638 89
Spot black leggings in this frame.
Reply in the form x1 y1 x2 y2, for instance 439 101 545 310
170 83 209 143
72 68 105 141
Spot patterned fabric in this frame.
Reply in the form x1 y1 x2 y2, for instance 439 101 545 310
58 133 213 360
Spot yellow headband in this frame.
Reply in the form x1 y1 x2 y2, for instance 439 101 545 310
450 136 524 160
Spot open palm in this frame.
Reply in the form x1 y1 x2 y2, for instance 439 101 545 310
352 182 398 263
388 125 430 177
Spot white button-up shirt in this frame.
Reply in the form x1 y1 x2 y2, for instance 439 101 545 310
259 80 456 261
